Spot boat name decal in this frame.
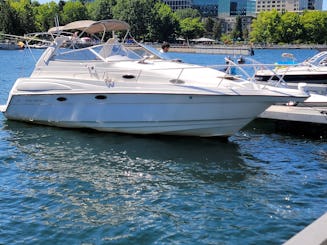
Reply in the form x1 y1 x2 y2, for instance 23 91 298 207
105 78 115 88
103 72 115 88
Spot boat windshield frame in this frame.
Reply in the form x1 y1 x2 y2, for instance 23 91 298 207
45 19 170 63
49 38 167 63
305 51 327 66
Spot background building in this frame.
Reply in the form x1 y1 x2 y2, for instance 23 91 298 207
218 0 256 17
160 0 324 38
256 0 323 13
161 0 192 11
192 0 218 17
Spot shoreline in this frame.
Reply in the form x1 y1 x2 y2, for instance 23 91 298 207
165 44 327 55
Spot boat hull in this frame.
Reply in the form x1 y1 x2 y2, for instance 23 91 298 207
4 93 281 137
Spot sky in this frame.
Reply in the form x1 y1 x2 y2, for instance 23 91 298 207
37 0 327 10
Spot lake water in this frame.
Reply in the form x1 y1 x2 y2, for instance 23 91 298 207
0 48 326 245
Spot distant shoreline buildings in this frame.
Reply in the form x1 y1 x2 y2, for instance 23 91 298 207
161 0 323 36
161 0 323 17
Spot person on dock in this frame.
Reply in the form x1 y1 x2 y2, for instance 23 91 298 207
249 43 255 56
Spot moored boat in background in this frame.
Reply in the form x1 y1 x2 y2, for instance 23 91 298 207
255 51 327 95
0 40 24 50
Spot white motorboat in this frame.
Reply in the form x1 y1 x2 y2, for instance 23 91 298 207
0 19 309 137
255 51 327 95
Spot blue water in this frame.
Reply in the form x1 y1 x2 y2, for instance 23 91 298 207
0 48 327 244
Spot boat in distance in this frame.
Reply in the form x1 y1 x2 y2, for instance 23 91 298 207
255 51 327 95
0 19 309 137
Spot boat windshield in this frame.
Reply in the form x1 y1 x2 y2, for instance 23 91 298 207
138 43 170 60
305 51 327 66
52 40 166 62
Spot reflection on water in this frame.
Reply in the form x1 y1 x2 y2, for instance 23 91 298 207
4 120 251 181
1 121 259 244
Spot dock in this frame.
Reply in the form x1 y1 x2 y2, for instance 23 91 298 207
284 212 327 245
169 45 251 55
259 104 327 125
161 43 327 55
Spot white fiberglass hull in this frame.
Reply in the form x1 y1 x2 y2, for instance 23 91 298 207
3 92 287 137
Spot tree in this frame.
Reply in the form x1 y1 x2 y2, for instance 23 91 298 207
58 0 65 12
243 28 249 41
231 16 243 41
212 19 222 40
87 0 115 21
203 17 214 37
279 12 303 43
148 2 178 42
220 33 232 44
0 0 18 34
61 1 88 25
34 2 59 32
174 8 201 20
10 0 36 34
179 17 205 42
301 11 327 44
250 10 281 44
174 7 204 42
113 0 156 41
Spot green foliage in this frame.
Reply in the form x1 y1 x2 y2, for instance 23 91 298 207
250 10 281 44
212 19 222 40
251 10 327 44
279 12 303 43
174 8 201 20
301 11 327 44
0 0 19 34
231 16 243 40
61 1 88 24
10 0 36 34
203 17 214 37
203 17 222 40
149 2 178 42
34 2 59 32
112 0 156 40
87 0 115 21
220 33 232 44
179 17 205 41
